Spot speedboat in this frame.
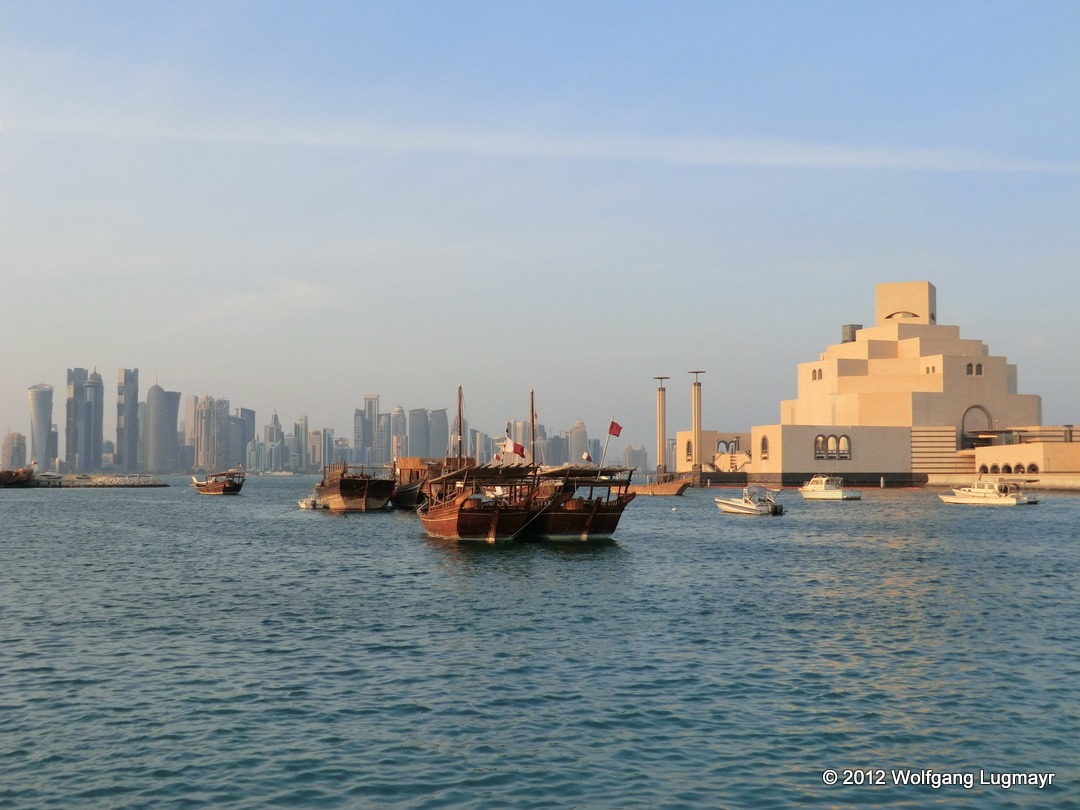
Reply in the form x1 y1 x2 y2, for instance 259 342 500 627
939 478 1040 506
715 485 784 515
798 474 861 500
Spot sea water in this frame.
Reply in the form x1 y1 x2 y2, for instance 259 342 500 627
2 478 1078 809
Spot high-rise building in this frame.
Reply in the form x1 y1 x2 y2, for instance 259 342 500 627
407 408 430 457
84 371 104 472
391 406 406 461
265 412 285 471
362 395 379 458
194 396 231 472
2 433 27 470
374 413 391 465
27 384 54 470
429 409 449 459
623 444 648 470
353 408 365 462
569 420 589 464
146 385 182 473
236 408 256 458
115 369 139 473
293 415 309 472
65 368 88 471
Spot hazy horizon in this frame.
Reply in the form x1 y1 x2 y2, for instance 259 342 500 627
3 2 1077 454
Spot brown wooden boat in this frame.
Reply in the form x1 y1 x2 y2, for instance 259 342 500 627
0 467 34 488
192 469 245 495
389 457 447 509
314 462 395 511
418 463 537 541
527 465 636 540
627 472 694 496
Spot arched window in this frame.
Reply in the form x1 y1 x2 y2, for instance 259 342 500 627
1002 464 1013 474
814 435 826 459
811 369 818 381
827 435 839 459
976 364 983 376
717 440 730 454
838 435 851 459
760 436 769 460
979 464 989 474
1029 463 1039 473
1014 463 1026 474
685 440 693 462
932 366 936 374
967 363 974 375
817 368 823 380
990 464 1000 474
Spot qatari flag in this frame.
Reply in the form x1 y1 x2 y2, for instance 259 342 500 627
608 421 623 437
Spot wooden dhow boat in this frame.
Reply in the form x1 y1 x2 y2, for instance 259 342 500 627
527 464 637 540
418 463 537 541
314 462 395 511
192 469 246 495
627 472 693 497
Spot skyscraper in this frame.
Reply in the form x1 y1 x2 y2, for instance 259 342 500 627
116 369 139 473
569 420 589 464
84 371 104 472
27 384 53 470
65 368 88 471
293 415 309 472
2 433 26 470
429 409 449 459
408 408 430 457
362 395 379 459
146 385 182 473
194 396 231 472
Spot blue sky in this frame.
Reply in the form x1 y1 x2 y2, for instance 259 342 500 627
1 1 1077 455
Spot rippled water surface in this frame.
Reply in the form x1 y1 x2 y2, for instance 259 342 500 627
2 478 1079 808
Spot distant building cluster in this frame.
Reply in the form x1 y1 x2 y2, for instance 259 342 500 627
5 374 650 475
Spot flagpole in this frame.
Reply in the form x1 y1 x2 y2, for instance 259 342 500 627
598 415 614 470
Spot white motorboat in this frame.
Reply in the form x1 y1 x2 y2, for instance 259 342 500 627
715 485 784 515
939 478 1040 506
798 474 862 500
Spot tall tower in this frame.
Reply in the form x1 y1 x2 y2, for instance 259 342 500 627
116 368 139 473
65 368 88 471
429 409 449 458
84 371 105 472
689 371 705 482
146 385 181 473
569 420 589 463
27 384 54 470
408 408 430 457
654 376 669 476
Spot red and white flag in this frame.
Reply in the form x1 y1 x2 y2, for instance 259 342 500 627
608 421 622 437
582 451 593 463
503 438 526 457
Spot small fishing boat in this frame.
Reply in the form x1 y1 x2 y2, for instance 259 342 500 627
715 485 784 515
191 469 245 495
798 474 861 500
939 478 1040 506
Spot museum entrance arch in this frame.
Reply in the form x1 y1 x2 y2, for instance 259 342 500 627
961 405 993 449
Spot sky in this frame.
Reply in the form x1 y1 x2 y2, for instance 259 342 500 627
1 0 1078 457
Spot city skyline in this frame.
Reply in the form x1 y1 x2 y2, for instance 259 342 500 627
2 3 1077 448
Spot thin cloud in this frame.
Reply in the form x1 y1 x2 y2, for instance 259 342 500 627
8 114 1078 173
152 278 327 338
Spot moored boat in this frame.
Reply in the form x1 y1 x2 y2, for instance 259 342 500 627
0 467 34 488
314 462 395 511
939 478 1040 506
527 465 637 540
192 469 245 495
627 472 693 497
715 485 784 515
418 463 537 541
798 474 862 500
